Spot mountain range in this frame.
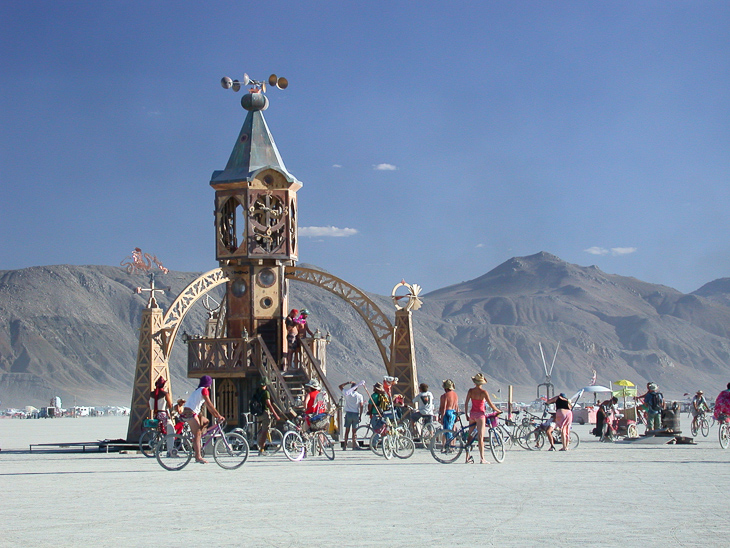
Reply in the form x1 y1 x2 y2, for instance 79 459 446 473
2 252 730 408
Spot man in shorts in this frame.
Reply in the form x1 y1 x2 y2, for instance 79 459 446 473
253 379 280 455
339 381 364 450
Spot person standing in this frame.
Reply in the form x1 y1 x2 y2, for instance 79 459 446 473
297 309 314 339
253 378 280 455
285 309 299 369
339 381 364 450
643 383 664 432
180 375 224 464
464 373 501 463
439 379 460 434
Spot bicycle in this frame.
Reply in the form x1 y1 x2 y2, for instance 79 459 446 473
232 412 283 455
139 418 164 457
281 414 336 461
402 406 438 447
429 412 505 464
155 419 249 471
370 412 415 460
690 411 710 438
718 414 729 449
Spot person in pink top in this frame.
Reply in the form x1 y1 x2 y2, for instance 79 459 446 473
464 373 501 464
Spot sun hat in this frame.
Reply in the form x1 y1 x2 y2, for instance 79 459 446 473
442 379 455 390
471 373 487 385
199 375 213 388
374 382 385 393
300 309 310 315
648 382 658 391
304 379 321 390
696 390 703 394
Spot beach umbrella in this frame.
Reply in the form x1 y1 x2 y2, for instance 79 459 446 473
614 379 634 387
612 386 637 407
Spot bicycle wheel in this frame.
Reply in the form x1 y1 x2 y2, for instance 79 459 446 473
382 434 394 460
499 426 515 449
282 430 306 461
260 428 283 455
155 434 193 471
533 430 547 450
421 422 437 447
488 428 505 463
393 433 415 459
513 425 533 450
690 420 699 437
720 424 730 449
429 429 464 464
355 424 373 449
567 430 580 450
370 432 384 456
701 418 709 438
139 430 160 458
316 432 335 460
213 433 249 470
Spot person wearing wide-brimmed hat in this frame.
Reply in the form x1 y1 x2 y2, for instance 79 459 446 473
439 379 460 435
367 382 390 431
464 373 501 463
690 390 710 433
302 378 326 431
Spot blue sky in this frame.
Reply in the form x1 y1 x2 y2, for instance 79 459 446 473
1 2 729 295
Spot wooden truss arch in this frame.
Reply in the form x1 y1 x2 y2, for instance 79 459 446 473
285 266 394 374
161 267 231 357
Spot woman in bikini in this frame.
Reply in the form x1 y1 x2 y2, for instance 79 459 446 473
181 375 224 464
464 373 501 464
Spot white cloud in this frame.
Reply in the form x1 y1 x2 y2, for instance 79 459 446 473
585 247 609 255
475 243 485 248
611 247 637 256
584 246 637 256
332 164 342 168
374 163 397 171
299 226 358 238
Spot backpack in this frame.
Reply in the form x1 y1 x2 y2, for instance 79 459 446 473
249 391 265 415
648 391 664 411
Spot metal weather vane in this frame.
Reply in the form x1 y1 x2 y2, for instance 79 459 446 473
121 247 169 276
391 280 423 311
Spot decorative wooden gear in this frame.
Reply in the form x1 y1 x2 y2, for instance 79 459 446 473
391 281 423 311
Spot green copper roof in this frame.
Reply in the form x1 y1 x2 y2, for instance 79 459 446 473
210 109 299 186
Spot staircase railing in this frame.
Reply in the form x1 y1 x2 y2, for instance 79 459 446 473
299 341 339 412
251 335 298 416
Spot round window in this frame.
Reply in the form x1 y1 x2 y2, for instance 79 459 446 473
260 296 274 309
257 268 276 288
231 279 247 298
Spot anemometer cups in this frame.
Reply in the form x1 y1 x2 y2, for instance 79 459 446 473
241 92 269 112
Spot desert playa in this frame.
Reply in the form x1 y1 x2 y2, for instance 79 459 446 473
1 416 727 547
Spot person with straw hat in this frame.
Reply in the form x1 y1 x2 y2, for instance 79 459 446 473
464 373 501 463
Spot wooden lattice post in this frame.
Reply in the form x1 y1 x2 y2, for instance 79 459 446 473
391 308 419 403
125 276 171 442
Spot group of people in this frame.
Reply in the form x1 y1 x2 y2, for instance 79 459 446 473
284 308 314 370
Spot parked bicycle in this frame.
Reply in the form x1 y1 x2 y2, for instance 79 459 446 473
281 413 336 461
155 418 249 471
429 412 505 464
370 412 415 460
402 405 438 447
232 412 283 456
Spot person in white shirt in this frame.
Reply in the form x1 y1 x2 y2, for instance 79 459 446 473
412 383 435 426
339 381 364 450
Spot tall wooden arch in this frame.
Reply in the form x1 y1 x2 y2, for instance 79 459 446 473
284 266 394 374
158 266 395 376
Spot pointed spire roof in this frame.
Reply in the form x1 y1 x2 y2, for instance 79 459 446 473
210 92 300 186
